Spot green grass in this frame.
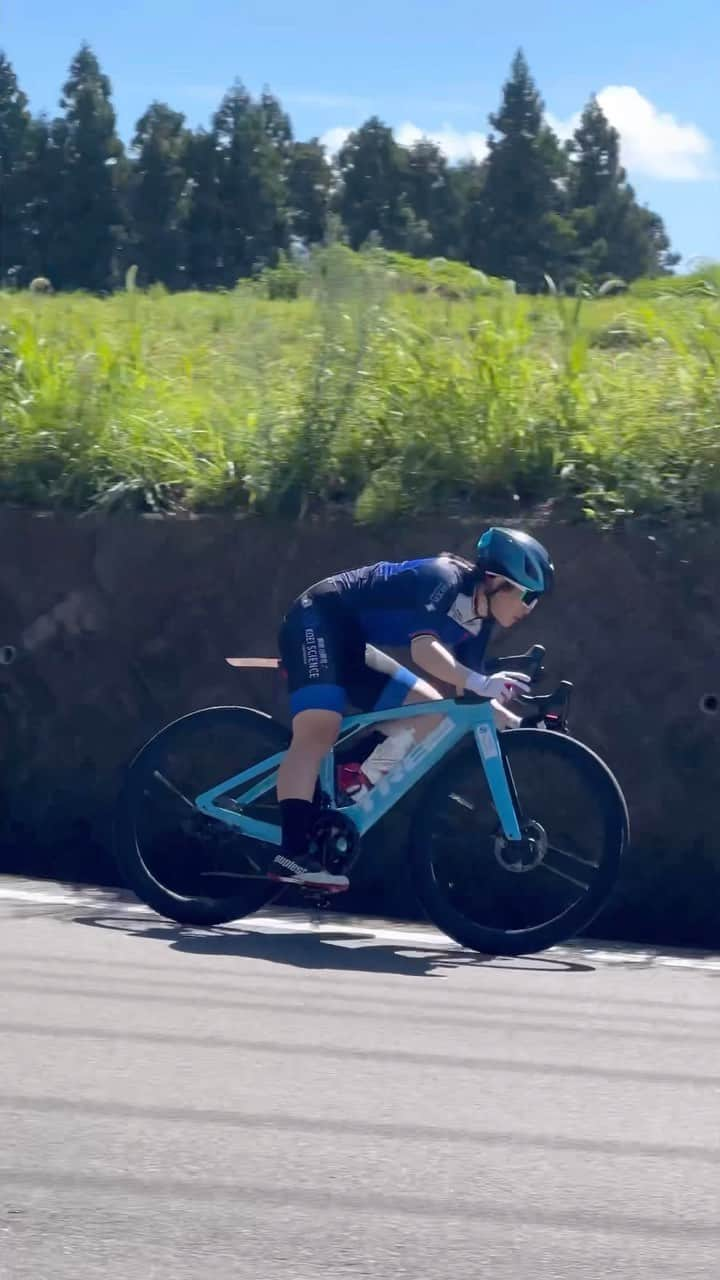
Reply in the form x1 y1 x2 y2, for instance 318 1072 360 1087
1 246 719 524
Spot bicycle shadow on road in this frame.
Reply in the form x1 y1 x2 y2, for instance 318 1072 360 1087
72 910 596 977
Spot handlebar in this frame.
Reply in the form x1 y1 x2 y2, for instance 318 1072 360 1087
483 644 546 683
456 643 572 732
517 680 573 732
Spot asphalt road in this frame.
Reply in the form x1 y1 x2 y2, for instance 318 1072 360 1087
1 876 719 1280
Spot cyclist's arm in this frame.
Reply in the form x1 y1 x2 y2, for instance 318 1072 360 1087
407 560 492 679
410 634 523 728
454 628 492 674
410 634 475 691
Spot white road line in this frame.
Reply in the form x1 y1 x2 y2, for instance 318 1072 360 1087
1 881 720 970
0 885 457 945
0 887 149 910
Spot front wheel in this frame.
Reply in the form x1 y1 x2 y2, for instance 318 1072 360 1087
409 729 628 956
116 706 290 926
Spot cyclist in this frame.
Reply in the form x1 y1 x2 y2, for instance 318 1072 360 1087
269 527 554 892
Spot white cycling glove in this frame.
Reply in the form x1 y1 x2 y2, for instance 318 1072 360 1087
465 670 532 706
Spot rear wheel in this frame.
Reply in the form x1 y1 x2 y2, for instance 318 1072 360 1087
409 728 628 955
115 706 289 926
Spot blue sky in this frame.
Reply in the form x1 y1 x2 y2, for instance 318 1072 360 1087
2 0 718 265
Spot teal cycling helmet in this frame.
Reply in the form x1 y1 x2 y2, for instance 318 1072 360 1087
475 527 554 599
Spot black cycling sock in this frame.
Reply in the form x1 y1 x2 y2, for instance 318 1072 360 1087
280 798 315 859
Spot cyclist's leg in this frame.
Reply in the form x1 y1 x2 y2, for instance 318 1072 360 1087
338 648 445 789
342 649 519 791
270 594 350 890
277 709 341 804
387 678 445 738
363 644 445 739
277 588 349 801
364 646 522 734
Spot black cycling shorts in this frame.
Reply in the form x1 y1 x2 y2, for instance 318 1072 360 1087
278 584 418 718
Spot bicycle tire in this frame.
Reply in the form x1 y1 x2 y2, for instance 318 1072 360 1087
115 705 290 926
409 728 629 956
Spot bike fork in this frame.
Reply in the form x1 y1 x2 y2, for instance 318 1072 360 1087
473 724 523 842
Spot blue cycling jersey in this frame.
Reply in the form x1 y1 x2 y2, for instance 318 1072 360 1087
321 555 492 668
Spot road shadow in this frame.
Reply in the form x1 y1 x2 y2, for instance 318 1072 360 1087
5 877 719 975
71 909 595 977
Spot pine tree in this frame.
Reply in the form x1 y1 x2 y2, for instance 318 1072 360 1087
130 102 188 287
259 90 292 152
0 51 33 283
182 128 223 288
23 115 67 283
52 44 126 290
569 97 625 210
451 160 487 265
0 50 680 294
567 97 677 281
336 117 409 250
405 138 461 256
287 139 331 245
212 81 288 283
476 50 572 289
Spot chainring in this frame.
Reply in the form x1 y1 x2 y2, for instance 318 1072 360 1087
307 809 361 875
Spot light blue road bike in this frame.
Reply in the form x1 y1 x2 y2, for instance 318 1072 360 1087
116 645 629 955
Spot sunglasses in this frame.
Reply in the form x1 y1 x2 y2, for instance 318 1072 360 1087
486 574 542 608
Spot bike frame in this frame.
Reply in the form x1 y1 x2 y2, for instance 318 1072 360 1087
194 698 523 848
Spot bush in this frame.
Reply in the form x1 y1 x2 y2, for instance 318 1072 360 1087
0 250 718 526
260 251 305 301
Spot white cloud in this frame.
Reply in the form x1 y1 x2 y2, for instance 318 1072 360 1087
322 87 715 184
395 122 488 164
549 85 715 182
320 122 487 163
320 126 353 155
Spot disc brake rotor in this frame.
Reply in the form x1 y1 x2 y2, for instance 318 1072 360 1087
494 819 548 873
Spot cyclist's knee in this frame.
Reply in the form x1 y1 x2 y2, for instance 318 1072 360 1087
397 681 445 741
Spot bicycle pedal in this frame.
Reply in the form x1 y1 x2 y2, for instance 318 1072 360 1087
302 891 333 911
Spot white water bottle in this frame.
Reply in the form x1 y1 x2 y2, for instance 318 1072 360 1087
361 728 417 786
